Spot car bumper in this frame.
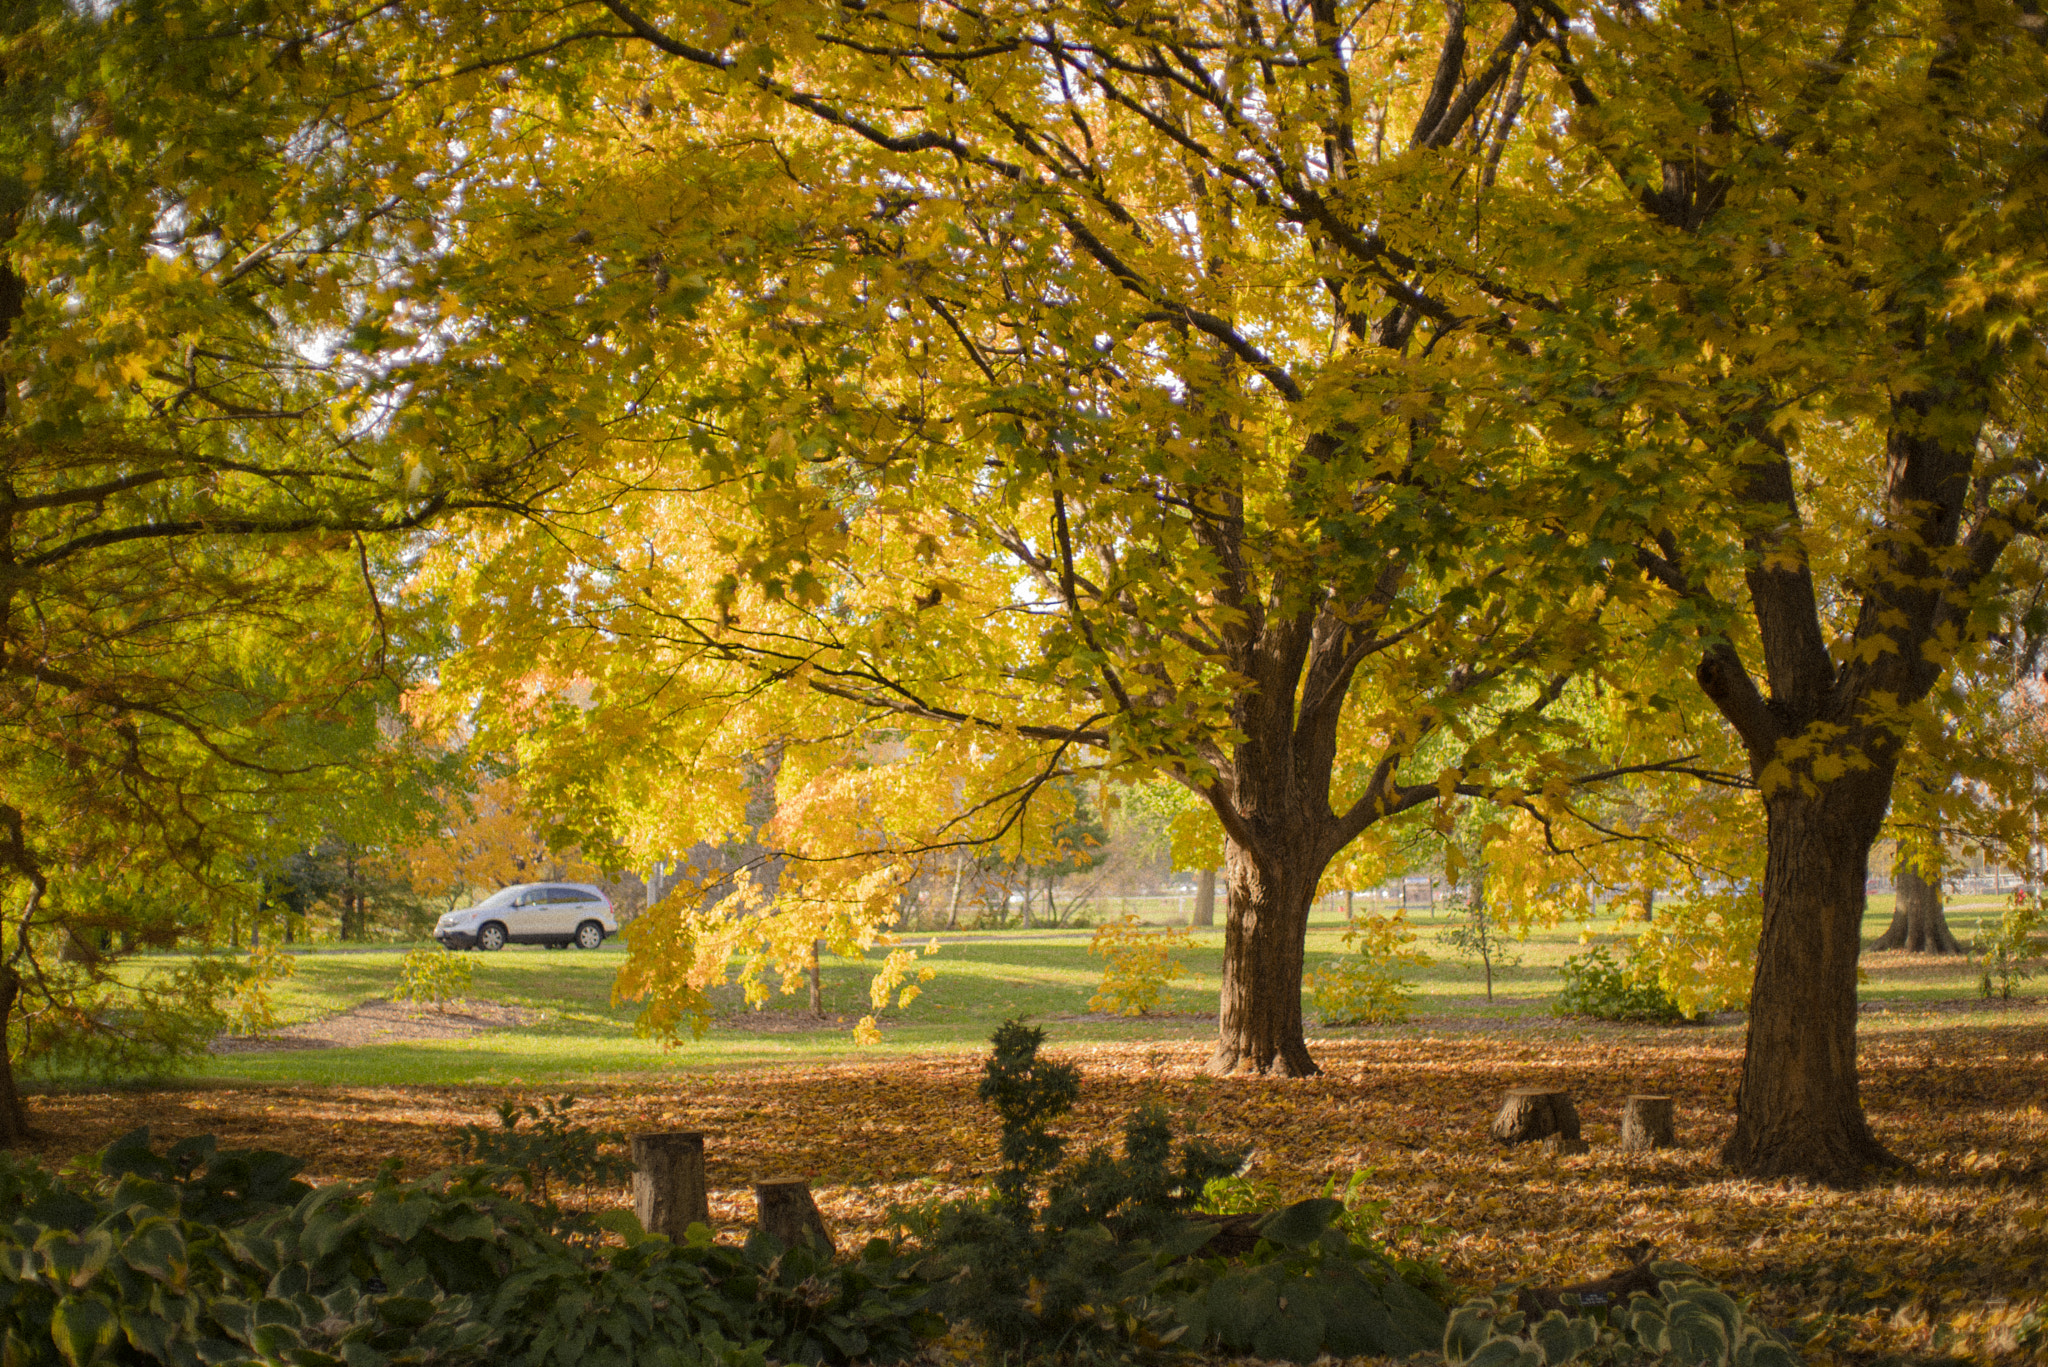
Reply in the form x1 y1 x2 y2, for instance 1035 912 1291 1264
434 930 479 950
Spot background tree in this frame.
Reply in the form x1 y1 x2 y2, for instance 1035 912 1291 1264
404 775 602 915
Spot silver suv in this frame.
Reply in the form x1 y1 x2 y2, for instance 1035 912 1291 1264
433 883 617 952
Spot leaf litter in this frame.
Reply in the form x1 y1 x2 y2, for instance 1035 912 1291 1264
22 1022 2048 1364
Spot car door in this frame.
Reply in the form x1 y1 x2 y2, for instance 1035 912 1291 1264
503 887 551 941
539 886 585 936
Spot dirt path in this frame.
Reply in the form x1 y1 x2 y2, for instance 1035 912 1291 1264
209 998 541 1052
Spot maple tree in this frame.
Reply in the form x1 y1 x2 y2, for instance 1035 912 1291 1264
392 0 1714 1084
0 0 573 1140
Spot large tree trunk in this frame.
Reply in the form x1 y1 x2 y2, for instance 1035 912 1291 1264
1871 862 1960 954
1210 839 1320 1076
0 966 30 1146
1720 783 1899 1180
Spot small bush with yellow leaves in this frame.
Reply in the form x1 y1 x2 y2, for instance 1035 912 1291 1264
397 942 475 1012
1088 914 1193 1016
1310 911 1428 1026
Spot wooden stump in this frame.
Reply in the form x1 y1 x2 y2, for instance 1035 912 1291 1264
1620 1095 1676 1151
1545 1132 1591 1156
1491 1088 1582 1146
631 1132 710 1240
756 1177 835 1255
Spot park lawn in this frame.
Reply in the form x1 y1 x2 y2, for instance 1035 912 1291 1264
68 892 2036 1090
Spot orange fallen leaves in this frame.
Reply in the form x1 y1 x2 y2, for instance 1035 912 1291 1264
22 1023 2048 1364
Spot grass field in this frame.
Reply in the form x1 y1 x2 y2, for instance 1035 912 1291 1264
75 892 2036 1091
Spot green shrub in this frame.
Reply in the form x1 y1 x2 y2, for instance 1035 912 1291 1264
1976 890 2043 1000
1442 1264 1797 1366
1553 946 1689 1024
902 1020 1449 1363
449 1094 632 1213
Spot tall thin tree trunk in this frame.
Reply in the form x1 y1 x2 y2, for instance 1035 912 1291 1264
1475 863 1494 1001
1872 861 1961 953
0 966 28 1146
808 940 823 1016
946 853 966 929
1721 786 1899 1178
1192 868 1216 928
1210 840 1319 1076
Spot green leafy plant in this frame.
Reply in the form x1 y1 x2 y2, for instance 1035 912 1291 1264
903 1021 1448 1363
396 943 476 1013
449 1094 631 1212
1976 889 2043 1001
1442 1264 1797 1367
1553 946 1689 1024
0 1127 936 1367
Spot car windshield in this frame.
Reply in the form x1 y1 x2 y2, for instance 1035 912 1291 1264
474 886 524 910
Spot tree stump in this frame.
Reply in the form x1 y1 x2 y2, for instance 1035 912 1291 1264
1620 1095 1676 1151
631 1132 710 1240
755 1177 835 1255
1490 1088 1581 1146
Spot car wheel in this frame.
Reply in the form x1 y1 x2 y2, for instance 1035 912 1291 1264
575 920 605 950
478 922 508 952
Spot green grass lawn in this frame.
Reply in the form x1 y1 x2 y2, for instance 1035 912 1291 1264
69 890 2030 1093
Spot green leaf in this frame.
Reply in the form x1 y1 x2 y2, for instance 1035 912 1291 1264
1446 1301 1503 1361
50 1294 119 1367
1256 1198 1344 1250
365 1196 435 1243
119 1220 188 1284
1464 1338 1542 1367
1252 1300 1325 1363
1204 1269 1280 1345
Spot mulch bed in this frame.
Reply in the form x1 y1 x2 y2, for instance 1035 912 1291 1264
210 998 540 1053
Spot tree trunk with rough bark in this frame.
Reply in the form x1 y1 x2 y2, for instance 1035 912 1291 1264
1719 771 1900 1178
1210 839 1321 1076
1872 863 1961 954
0 967 27 1146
